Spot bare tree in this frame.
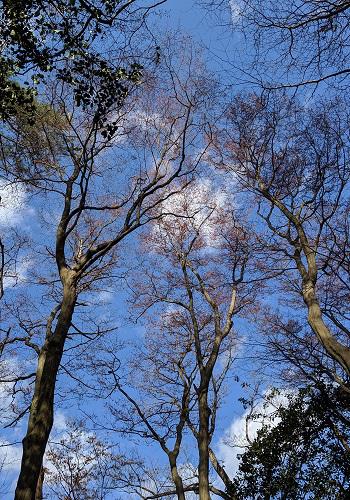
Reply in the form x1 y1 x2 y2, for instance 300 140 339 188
214 92 350 389
45 419 142 500
0 0 170 308
100 178 262 499
0 46 213 499
201 0 350 90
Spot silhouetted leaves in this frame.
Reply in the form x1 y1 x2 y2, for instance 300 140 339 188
235 386 350 499
0 0 144 128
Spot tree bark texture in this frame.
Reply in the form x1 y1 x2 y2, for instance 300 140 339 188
198 387 211 500
15 282 76 500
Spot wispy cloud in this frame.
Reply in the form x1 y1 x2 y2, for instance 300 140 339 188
0 181 32 228
229 1 242 23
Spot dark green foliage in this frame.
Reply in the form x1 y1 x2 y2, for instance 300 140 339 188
0 60 36 122
235 386 350 499
0 0 144 130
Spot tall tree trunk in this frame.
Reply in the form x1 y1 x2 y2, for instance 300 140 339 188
198 386 211 500
15 282 76 500
34 467 44 500
169 454 186 500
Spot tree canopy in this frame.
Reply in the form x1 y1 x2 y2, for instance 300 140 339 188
1 1 350 499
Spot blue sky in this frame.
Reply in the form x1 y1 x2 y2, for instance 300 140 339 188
165 0 242 73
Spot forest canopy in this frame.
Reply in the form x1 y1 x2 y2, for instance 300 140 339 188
0 1 350 499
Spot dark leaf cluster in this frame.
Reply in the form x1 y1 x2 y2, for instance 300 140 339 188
0 0 143 124
235 386 350 499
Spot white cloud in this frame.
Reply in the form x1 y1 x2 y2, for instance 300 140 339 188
216 389 291 478
0 181 31 228
218 335 244 371
110 108 164 146
178 461 197 483
52 410 68 434
3 256 32 290
155 177 229 246
127 110 163 131
0 383 13 417
46 412 98 471
110 110 152 145
229 1 242 23
95 289 114 305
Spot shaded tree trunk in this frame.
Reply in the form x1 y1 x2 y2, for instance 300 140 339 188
15 281 76 500
34 467 44 500
198 386 211 500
